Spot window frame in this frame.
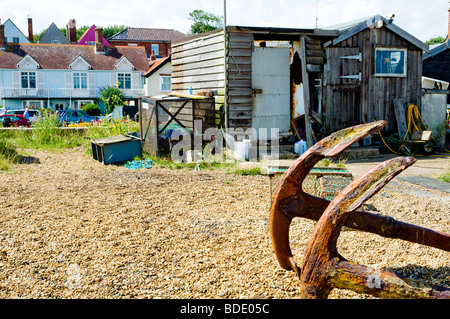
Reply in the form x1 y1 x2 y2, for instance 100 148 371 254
373 46 407 78
21 71 37 89
160 75 171 92
118 73 132 89
73 72 88 89
151 44 159 55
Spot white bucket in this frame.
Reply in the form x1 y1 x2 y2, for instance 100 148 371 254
295 140 307 156
234 139 251 161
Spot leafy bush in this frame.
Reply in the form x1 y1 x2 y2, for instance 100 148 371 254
39 108 54 117
99 84 125 113
82 103 101 116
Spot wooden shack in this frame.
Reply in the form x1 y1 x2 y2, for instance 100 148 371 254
171 26 337 147
423 40 450 104
321 15 429 134
171 15 428 148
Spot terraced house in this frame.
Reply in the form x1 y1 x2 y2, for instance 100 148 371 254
0 26 149 112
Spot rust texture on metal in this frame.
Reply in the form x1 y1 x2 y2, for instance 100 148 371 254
269 121 450 298
300 157 450 299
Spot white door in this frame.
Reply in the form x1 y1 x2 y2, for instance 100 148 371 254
251 47 291 141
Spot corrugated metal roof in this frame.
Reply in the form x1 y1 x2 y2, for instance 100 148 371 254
0 43 149 71
423 40 449 60
323 14 429 52
109 28 186 42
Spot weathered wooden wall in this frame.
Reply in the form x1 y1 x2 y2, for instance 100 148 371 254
322 27 423 133
171 29 226 127
226 27 253 130
171 27 254 130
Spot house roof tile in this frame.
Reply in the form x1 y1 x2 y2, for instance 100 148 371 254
109 27 186 42
0 43 149 71
143 56 170 77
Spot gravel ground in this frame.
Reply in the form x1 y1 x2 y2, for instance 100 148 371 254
0 148 449 299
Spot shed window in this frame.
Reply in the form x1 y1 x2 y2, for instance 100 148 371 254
374 47 407 77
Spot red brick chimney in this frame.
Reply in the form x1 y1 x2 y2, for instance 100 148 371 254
0 23 5 49
28 17 33 42
95 27 105 53
66 19 77 44
447 8 450 41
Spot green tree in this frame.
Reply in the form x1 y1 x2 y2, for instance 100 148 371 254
99 84 125 113
426 36 445 46
188 9 223 35
76 25 90 41
103 25 127 39
34 29 47 43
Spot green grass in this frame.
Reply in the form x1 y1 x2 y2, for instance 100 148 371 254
438 172 450 183
232 167 262 175
0 114 140 170
0 139 21 170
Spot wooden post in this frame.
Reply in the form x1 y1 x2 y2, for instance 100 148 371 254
299 35 313 148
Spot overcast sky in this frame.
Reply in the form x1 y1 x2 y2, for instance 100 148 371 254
1 0 448 42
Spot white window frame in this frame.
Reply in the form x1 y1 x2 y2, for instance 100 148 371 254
21 71 36 89
118 73 132 89
77 100 94 109
151 44 159 55
22 100 43 109
160 75 171 92
73 72 88 89
374 47 407 78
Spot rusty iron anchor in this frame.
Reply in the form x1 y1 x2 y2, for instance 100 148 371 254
269 121 450 277
300 156 450 299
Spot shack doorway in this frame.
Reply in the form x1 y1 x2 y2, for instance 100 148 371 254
323 47 362 131
251 46 291 141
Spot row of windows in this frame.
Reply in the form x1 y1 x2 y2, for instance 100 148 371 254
5 37 20 43
18 71 172 91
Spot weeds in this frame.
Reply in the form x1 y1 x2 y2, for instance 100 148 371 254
233 167 262 175
0 114 139 170
438 173 450 183
0 138 21 170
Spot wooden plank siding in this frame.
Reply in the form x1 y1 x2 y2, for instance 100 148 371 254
171 30 225 92
226 27 253 129
322 27 423 133
171 27 254 130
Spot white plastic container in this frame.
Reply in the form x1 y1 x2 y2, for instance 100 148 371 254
234 139 251 161
295 140 307 156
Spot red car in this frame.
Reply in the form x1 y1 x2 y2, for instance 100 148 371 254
0 114 31 127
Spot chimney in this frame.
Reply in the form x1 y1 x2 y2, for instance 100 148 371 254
447 8 450 41
28 17 33 42
95 27 105 53
66 19 77 44
0 23 5 49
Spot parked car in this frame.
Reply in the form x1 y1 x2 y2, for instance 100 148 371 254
0 114 31 127
6 109 41 122
56 110 103 124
